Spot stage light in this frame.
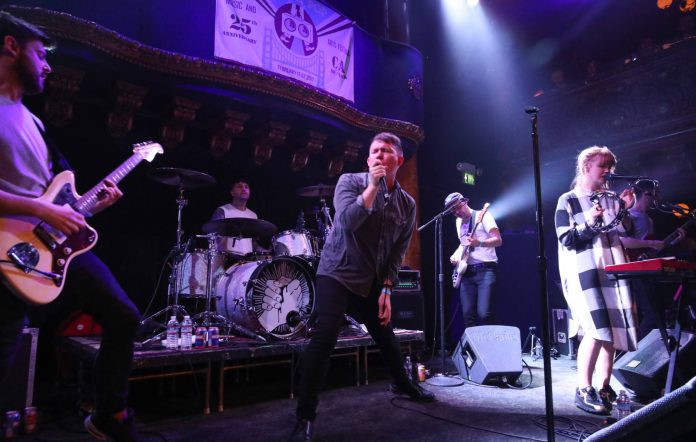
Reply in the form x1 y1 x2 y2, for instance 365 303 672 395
468 0 480 7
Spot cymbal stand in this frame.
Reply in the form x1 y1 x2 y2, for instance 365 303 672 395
192 233 232 330
318 196 333 242
138 186 190 345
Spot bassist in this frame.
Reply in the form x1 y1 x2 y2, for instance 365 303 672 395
446 192 502 329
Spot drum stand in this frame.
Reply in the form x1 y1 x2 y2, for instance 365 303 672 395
139 186 191 345
190 235 267 342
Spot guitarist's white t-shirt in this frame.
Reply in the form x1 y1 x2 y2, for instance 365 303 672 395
456 211 499 264
0 99 53 198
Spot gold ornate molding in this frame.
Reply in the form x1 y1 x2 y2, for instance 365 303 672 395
209 109 250 158
9 6 425 146
252 121 291 165
325 140 362 177
43 65 83 127
161 97 201 148
107 81 147 138
290 131 327 172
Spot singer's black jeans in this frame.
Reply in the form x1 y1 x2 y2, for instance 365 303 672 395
295 275 411 421
0 251 140 415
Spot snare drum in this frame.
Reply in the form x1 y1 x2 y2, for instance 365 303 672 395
176 250 226 297
272 230 319 259
215 256 315 339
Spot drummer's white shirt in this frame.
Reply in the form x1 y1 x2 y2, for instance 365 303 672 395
216 204 257 255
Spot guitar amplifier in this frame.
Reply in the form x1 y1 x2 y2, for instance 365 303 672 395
391 290 424 331
395 269 420 291
0 327 38 412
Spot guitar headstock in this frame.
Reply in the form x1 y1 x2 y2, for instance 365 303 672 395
133 141 164 163
478 202 491 221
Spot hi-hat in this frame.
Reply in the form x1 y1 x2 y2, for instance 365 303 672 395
202 218 278 238
148 167 216 189
296 184 335 198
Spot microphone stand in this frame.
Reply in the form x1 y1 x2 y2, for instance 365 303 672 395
418 205 465 387
526 106 555 441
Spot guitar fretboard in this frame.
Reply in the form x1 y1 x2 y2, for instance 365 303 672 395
73 153 143 215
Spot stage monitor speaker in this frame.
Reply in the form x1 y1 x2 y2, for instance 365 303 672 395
391 290 424 331
0 327 38 412
585 375 696 442
452 325 522 384
613 329 696 399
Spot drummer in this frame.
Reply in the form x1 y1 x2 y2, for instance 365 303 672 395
210 177 259 257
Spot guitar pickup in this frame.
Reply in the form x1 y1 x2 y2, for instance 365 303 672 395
34 222 65 250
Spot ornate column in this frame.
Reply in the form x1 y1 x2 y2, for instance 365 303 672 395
251 121 290 165
209 109 250 157
325 140 361 177
161 97 200 148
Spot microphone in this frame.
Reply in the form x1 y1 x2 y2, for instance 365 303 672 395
379 177 388 195
605 173 648 181
657 202 689 215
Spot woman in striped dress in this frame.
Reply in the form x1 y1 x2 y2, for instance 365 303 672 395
555 145 637 415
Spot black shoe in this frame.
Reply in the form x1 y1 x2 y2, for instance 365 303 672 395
84 409 141 442
575 386 609 415
289 418 314 442
598 385 618 412
389 382 436 402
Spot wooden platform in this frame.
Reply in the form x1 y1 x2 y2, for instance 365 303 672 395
60 329 425 414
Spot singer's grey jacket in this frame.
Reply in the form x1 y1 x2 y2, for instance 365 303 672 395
317 172 416 297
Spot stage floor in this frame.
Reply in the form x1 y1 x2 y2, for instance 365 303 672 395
12 341 649 442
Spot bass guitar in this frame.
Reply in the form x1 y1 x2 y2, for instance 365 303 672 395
0 141 163 305
452 203 490 288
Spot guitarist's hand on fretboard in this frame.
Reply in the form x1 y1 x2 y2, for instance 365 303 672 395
91 179 123 215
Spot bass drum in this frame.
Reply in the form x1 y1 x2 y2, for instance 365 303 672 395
215 256 315 339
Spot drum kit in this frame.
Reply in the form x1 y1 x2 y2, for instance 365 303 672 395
140 167 335 344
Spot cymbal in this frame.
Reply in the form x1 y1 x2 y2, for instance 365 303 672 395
296 184 335 198
148 167 216 189
202 218 278 238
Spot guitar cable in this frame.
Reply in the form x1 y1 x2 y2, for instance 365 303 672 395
0 259 63 281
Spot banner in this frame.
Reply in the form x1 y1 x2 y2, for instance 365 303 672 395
215 0 355 102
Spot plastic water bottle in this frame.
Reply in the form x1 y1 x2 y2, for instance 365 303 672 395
180 315 193 350
166 316 179 349
404 355 413 382
616 389 631 419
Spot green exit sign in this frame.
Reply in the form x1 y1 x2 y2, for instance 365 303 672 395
463 172 476 185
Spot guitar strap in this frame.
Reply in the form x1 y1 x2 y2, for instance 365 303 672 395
33 118 73 174
459 210 476 242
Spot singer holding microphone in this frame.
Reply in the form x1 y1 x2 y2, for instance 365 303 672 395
289 132 434 442
555 145 637 415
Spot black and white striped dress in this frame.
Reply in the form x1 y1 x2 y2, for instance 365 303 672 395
555 187 638 352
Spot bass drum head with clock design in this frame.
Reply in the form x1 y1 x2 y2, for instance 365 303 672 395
215 256 315 339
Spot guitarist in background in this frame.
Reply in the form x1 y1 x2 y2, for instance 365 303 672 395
446 192 502 329
619 179 686 341
0 12 142 441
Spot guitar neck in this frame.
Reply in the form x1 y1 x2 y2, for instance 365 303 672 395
73 152 144 215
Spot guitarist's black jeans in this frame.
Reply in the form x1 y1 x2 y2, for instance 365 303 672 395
459 265 497 328
295 275 412 421
0 251 141 415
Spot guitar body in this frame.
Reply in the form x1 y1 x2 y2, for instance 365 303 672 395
0 171 98 305
0 141 162 305
452 203 490 288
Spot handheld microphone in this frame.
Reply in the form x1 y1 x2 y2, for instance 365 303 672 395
379 176 387 195
605 173 648 181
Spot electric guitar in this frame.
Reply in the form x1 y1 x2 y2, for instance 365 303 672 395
0 142 163 305
452 203 490 288
628 210 695 261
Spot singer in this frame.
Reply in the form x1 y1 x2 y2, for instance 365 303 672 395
446 193 502 329
555 145 637 416
289 132 434 442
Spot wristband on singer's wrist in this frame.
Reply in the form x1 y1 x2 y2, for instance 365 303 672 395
381 286 392 296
